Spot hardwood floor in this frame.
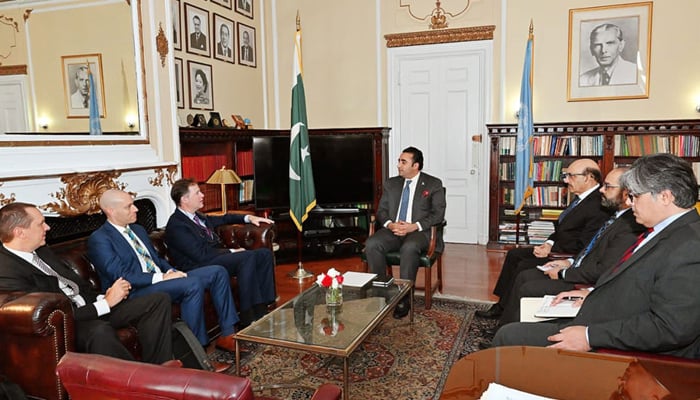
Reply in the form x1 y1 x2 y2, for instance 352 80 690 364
274 243 505 305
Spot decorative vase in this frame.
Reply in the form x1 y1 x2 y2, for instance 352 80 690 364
325 285 343 307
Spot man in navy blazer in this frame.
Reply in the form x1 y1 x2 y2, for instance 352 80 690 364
0 202 173 364
165 178 276 327
365 146 446 319
494 154 700 359
477 158 611 320
88 190 239 354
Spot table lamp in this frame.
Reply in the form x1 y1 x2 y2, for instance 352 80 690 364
206 166 242 214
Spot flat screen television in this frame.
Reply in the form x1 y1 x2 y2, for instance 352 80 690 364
253 135 375 209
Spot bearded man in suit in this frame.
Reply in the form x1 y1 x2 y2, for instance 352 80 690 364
476 158 611 320
494 153 700 359
365 146 446 319
0 202 173 364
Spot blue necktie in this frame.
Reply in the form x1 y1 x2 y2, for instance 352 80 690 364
558 196 580 222
571 216 615 268
398 180 412 222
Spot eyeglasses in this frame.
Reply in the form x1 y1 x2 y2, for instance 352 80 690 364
561 172 587 180
627 191 650 202
602 183 620 190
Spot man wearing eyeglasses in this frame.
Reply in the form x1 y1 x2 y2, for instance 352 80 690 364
476 158 611 320
492 167 646 327
493 154 700 359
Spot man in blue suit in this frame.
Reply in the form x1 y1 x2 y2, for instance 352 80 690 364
88 189 239 354
165 178 276 327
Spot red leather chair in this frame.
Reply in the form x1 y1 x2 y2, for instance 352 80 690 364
56 352 342 400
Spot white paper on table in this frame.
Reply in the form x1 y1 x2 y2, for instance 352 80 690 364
479 382 558 400
341 271 377 287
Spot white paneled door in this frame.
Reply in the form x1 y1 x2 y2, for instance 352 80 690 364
0 75 29 134
388 41 492 244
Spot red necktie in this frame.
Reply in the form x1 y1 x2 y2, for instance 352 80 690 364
615 227 653 269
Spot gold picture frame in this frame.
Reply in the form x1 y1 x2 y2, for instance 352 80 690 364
567 2 653 102
61 53 106 118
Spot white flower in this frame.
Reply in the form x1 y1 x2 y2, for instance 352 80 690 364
327 267 340 278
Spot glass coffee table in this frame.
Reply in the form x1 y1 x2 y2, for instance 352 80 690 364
234 279 413 400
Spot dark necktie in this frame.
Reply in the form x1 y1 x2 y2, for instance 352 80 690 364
193 214 213 239
614 227 654 270
82 96 88 108
601 71 611 85
32 253 85 306
398 180 412 222
558 196 580 222
571 216 615 268
124 226 158 273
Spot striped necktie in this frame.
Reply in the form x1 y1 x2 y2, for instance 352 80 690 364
193 214 213 239
32 253 85 306
571 216 615 268
124 226 158 273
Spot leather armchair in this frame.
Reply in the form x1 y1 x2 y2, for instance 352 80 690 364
0 222 274 400
56 352 342 400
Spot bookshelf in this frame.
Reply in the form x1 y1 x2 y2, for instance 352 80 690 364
487 119 700 249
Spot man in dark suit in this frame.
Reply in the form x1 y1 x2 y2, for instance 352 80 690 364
494 154 700 359
365 146 446 319
217 24 232 58
496 167 646 325
0 202 172 364
189 15 207 51
88 190 239 355
240 30 253 62
165 178 276 327
238 0 250 12
476 158 611 319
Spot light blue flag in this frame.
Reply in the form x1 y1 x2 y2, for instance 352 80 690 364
514 29 534 214
88 68 102 135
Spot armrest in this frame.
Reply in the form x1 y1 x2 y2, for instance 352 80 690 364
216 222 276 251
310 383 343 400
0 291 74 336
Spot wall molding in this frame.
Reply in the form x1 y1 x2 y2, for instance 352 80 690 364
384 25 495 48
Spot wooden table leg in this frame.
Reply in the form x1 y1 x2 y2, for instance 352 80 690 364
235 339 241 376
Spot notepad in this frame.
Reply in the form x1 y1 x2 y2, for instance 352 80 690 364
534 295 580 318
342 271 377 287
536 264 553 272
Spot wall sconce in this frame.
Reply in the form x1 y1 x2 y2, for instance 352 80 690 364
125 114 137 130
37 117 49 130
695 104 700 113
206 166 242 214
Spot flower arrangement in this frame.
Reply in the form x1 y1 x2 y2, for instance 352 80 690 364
316 267 344 306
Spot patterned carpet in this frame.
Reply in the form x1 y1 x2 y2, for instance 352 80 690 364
211 297 499 400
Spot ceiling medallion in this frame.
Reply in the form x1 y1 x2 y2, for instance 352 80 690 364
400 0 471 30
41 171 128 216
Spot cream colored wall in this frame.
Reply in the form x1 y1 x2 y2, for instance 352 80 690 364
173 0 263 129
264 0 700 129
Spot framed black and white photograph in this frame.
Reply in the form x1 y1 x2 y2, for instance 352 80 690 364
172 0 182 50
567 2 652 102
188 60 214 110
234 0 253 19
184 3 210 57
237 23 256 67
213 14 235 64
211 0 232 10
61 53 106 118
174 57 185 108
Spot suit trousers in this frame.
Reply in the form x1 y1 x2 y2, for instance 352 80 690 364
365 228 429 282
208 248 276 313
130 265 237 345
499 268 576 325
76 292 172 364
493 247 548 301
493 320 565 347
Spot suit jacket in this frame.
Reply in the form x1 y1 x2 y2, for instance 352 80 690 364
241 45 253 62
563 208 646 284
376 172 446 251
579 57 638 87
217 42 232 58
0 245 101 321
88 223 174 291
567 210 700 358
190 32 207 50
549 189 611 254
165 209 246 270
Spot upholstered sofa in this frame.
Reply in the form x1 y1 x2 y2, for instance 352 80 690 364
56 352 342 400
0 222 275 400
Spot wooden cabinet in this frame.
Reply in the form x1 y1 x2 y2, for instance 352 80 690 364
487 119 700 248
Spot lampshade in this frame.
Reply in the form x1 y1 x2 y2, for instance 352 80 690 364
206 166 242 185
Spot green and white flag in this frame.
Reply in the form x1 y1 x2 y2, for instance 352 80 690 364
289 26 316 231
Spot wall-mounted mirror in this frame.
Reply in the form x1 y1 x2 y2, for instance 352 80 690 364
0 0 147 144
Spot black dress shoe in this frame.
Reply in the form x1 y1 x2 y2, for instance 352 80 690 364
393 301 410 319
475 303 503 319
478 339 493 350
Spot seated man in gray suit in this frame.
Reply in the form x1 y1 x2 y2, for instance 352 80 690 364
493 154 700 359
364 146 446 319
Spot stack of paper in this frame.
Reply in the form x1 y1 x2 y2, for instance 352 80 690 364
342 271 377 287
479 383 557 400
534 295 580 318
